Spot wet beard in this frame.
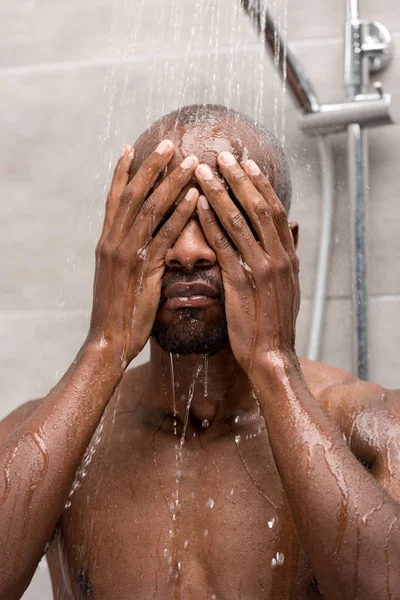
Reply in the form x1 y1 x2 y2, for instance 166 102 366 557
151 309 229 355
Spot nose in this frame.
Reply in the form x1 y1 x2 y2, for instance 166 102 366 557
165 217 217 269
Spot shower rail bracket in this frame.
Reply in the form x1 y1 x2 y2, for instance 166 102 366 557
359 20 393 74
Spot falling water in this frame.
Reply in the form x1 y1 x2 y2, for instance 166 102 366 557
169 353 178 436
204 354 209 398
180 361 204 448
65 411 106 509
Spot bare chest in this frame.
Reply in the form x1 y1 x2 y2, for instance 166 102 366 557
48 415 320 599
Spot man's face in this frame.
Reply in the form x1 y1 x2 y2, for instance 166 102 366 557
131 119 276 355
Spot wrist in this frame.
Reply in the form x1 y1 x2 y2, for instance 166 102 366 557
78 338 125 384
249 349 301 392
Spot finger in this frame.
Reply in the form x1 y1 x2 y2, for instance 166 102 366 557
196 195 238 271
149 188 199 258
108 139 175 244
216 152 284 259
132 155 199 248
194 163 262 265
100 144 134 240
243 159 296 259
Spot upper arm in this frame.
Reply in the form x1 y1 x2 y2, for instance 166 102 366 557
367 390 400 503
321 379 400 504
0 398 44 445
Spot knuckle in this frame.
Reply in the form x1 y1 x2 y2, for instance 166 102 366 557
119 187 132 206
214 232 231 251
227 210 246 232
254 199 270 219
274 207 288 227
157 219 175 241
232 169 248 184
208 182 225 198
98 239 113 260
141 196 157 218
276 257 291 274
202 211 217 228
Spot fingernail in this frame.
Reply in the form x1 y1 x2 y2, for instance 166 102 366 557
197 165 213 181
185 188 197 201
156 140 172 155
181 156 195 169
219 151 236 167
128 148 134 160
246 160 260 176
199 195 210 209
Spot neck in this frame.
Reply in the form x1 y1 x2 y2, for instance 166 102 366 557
146 339 258 430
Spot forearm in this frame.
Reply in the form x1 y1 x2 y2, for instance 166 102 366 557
251 353 400 600
0 342 123 599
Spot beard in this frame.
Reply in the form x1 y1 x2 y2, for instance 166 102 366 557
151 307 229 355
150 268 229 355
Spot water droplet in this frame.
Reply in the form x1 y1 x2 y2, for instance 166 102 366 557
235 435 241 443
234 416 240 424
276 552 285 565
202 419 210 429
230 488 234 496
268 517 275 529
184 539 189 549
206 498 215 509
204 529 209 537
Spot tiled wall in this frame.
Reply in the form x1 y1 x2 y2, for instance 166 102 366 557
0 1 398 597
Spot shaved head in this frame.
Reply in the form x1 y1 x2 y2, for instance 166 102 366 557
131 104 292 213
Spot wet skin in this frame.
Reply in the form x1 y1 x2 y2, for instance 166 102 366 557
0 121 399 600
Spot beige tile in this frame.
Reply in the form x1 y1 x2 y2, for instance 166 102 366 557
296 297 353 374
2 0 399 69
298 295 400 389
369 297 400 389
0 308 150 420
0 0 261 68
22 561 52 600
0 311 89 419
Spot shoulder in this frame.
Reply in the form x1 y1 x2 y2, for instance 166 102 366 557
299 356 397 414
0 398 44 445
300 356 400 478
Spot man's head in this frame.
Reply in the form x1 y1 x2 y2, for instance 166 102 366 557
130 104 293 356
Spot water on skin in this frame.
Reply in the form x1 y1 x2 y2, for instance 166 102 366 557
168 357 203 595
204 354 209 398
65 412 106 509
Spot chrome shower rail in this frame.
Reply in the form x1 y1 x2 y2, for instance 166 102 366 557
241 0 395 379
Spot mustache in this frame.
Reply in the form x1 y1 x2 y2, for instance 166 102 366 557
160 270 224 302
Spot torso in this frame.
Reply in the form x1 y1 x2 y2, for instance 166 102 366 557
45 359 375 599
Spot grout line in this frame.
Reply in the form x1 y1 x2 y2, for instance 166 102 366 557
0 44 264 76
0 35 354 76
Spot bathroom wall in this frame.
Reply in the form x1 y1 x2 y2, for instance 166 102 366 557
0 0 399 597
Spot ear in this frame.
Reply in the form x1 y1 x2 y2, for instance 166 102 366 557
289 221 299 250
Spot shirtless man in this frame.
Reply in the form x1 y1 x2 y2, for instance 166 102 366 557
0 104 399 600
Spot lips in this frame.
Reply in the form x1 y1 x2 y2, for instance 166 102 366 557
164 282 219 299
163 282 221 309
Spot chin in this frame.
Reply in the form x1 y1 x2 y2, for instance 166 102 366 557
151 307 229 355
